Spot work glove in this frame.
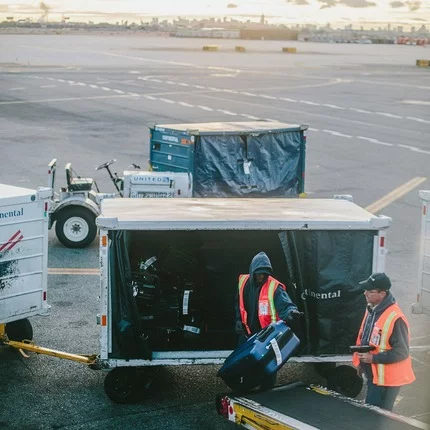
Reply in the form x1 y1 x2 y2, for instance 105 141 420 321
287 310 305 322
235 320 245 334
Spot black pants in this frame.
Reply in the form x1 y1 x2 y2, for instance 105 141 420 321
365 378 401 411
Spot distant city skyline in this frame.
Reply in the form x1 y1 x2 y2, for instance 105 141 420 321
1 0 429 26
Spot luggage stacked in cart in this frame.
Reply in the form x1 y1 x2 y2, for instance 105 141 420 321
131 247 206 351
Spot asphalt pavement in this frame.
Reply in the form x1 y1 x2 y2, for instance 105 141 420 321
0 34 429 429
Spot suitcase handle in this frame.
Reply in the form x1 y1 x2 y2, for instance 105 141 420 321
256 325 275 343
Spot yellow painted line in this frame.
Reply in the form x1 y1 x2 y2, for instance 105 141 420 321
366 177 427 214
48 268 99 275
0 94 136 105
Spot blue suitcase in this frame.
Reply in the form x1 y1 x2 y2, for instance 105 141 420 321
217 321 300 392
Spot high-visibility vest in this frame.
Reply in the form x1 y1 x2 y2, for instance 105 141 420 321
352 303 415 387
238 274 286 335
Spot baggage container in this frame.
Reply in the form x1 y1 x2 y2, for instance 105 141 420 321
0 184 51 338
412 190 430 315
96 196 391 402
149 121 308 197
217 321 300 392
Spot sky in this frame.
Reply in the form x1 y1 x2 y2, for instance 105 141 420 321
1 0 429 26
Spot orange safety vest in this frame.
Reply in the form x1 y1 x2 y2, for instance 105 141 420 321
238 274 286 335
352 303 415 387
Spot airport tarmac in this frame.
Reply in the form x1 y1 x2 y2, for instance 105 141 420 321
0 34 429 429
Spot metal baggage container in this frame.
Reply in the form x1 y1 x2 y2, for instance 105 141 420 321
217 321 300 392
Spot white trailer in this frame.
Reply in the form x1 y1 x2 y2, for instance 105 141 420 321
412 190 430 315
0 184 52 341
96 197 391 403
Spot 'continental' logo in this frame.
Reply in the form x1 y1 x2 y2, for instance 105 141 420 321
0 208 24 219
301 289 341 300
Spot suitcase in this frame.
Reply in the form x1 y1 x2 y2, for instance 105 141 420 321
217 321 300 392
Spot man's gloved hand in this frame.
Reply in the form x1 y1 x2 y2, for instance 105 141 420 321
287 310 305 322
235 320 245 334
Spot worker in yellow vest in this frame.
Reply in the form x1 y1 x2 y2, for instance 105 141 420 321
235 251 303 341
352 272 415 411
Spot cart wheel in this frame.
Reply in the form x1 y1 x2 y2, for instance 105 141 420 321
104 367 144 404
55 207 97 249
327 365 363 398
5 318 33 342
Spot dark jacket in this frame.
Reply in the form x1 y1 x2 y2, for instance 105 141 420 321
235 252 297 334
359 292 410 379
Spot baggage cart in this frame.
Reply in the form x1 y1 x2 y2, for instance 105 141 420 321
95 196 391 402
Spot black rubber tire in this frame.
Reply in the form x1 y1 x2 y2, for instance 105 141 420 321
5 318 33 342
104 367 142 404
55 207 97 249
326 364 364 398
314 362 336 378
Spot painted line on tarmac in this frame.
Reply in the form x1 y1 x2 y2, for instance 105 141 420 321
402 100 430 106
48 268 98 275
0 94 137 105
365 177 427 214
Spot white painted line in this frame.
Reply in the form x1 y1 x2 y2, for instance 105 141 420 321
349 108 372 114
194 85 206 89
67 80 75 84
9 87 25 91
300 100 320 106
240 92 258 97
166 81 176 85
179 102 194 107
406 116 430 124
222 89 238 94
279 97 297 103
159 98 175 104
323 104 345 110
197 105 213 111
356 136 393 147
46 77 55 80
308 127 319 131
322 129 352 138
151 79 162 83
129 71 140 74
113 89 125 94
375 112 403 119
264 118 279 122
128 93 140 97
402 100 430 106
89 84 99 88
410 345 430 352
178 83 190 87
217 109 237 116
365 177 427 214
260 95 277 100
398 144 430 155
144 95 157 100
40 85 56 88
0 94 135 105
240 114 261 120
76 82 86 86
57 79 66 83
137 76 148 80
208 87 220 91
101 87 111 91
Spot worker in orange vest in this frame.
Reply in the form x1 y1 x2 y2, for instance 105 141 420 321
235 251 303 341
352 272 415 411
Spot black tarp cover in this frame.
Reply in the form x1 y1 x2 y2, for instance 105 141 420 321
280 231 374 355
193 130 303 197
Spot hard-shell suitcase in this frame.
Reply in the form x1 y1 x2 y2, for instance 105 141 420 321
217 321 300 392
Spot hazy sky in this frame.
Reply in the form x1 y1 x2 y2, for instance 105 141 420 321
1 0 429 25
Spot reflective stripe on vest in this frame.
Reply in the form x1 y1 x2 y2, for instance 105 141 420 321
268 279 277 323
377 310 397 386
238 274 251 335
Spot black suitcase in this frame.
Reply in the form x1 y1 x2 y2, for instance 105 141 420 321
217 321 300 392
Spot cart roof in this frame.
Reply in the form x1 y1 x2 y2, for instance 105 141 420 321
0 183 37 207
97 198 391 231
153 121 308 135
